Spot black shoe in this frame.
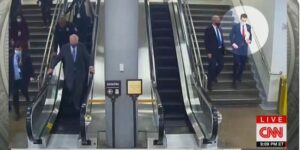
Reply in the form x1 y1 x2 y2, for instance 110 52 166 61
207 86 213 91
238 79 242 83
15 113 20 121
214 78 218 83
232 82 237 89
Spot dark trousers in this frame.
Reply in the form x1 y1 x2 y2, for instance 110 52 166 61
41 4 52 25
233 54 248 82
62 78 85 112
12 79 30 115
207 50 224 88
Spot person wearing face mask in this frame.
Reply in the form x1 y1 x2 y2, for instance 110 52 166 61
53 17 76 53
47 34 94 113
9 14 29 50
204 15 225 91
9 42 34 120
230 13 252 89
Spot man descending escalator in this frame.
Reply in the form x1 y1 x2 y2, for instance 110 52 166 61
204 15 225 91
47 34 94 112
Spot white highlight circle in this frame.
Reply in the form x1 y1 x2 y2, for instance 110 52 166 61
223 6 269 54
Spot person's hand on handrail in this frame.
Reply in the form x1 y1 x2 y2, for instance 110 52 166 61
89 66 95 74
47 68 53 75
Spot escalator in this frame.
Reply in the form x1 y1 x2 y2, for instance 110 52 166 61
26 0 100 147
145 1 221 148
149 4 194 134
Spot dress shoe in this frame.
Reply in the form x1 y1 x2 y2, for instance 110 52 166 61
15 113 20 121
232 82 237 89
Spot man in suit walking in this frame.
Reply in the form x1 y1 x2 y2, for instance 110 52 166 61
204 15 225 91
230 14 252 88
9 42 34 120
48 34 94 111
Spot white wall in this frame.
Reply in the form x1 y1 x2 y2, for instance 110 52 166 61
232 0 287 109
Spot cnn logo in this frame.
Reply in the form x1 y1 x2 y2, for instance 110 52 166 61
259 127 283 138
256 116 287 142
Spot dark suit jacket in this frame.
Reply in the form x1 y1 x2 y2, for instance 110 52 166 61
230 23 252 55
204 25 225 55
51 43 91 91
54 22 76 52
10 17 29 48
9 51 34 90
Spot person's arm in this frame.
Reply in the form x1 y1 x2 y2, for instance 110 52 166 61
65 0 76 14
204 28 213 58
230 25 238 49
50 46 64 69
82 44 94 74
27 54 35 78
248 25 252 41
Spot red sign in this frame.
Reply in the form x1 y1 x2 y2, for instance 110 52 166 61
256 116 287 148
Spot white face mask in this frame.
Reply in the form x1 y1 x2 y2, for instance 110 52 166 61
15 49 21 54
17 18 22 23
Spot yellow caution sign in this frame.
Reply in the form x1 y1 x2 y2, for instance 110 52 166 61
278 76 287 115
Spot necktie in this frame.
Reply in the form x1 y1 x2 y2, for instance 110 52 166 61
242 25 245 38
72 47 76 62
216 28 221 48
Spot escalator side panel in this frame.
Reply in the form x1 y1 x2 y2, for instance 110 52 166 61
150 3 194 134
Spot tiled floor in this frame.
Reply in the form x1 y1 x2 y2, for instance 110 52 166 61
10 104 277 149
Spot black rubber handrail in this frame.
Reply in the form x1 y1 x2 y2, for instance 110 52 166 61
26 75 52 144
191 77 219 143
145 0 165 145
79 0 100 145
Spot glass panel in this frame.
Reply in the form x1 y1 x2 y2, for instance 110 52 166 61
30 63 63 140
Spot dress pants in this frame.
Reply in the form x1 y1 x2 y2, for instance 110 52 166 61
207 49 224 89
12 79 30 115
233 54 248 82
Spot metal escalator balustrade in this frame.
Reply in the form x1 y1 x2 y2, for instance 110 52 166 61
149 3 194 134
170 0 221 144
22 4 56 97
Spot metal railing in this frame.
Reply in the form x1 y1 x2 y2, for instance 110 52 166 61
145 0 165 145
79 0 99 145
174 0 220 143
179 0 207 88
38 0 65 88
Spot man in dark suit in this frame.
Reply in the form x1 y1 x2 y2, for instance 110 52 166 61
53 17 76 53
65 0 89 46
204 15 225 91
230 14 252 88
9 42 34 120
48 34 94 111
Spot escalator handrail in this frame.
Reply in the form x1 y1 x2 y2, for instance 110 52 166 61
179 0 207 88
26 75 52 143
190 77 219 142
176 0 220 143
38 0 65 88
79 0 100 145
145 0 165 145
